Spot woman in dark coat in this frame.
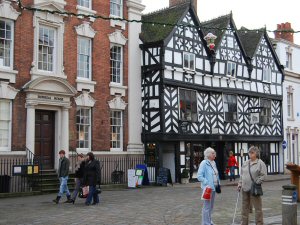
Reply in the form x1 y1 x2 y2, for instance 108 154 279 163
66 153 85 204
84 152 100 205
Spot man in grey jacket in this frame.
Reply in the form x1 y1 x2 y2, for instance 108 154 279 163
53 150 70 204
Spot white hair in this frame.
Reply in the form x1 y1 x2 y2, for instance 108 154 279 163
204 147 216 159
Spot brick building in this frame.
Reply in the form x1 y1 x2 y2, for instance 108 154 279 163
0 0 145 170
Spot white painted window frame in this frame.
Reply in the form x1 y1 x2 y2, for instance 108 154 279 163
0 99 12 151
178 88 198 122
38 25 56 72
110 0 123 18
183 52 195 71
31 12 65 78
110 44 123 85
76 107 91 151
0 18 14 69
223 94 238 122
110 110 123 151
77 36 92 80
262 67 271 83
226 61 236 77
77 0 91 9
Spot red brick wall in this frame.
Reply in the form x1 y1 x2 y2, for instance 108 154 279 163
274 22 294 43
9 0 129 152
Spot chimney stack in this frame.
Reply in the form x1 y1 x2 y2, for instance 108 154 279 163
274 22 294 43
169 0 197 13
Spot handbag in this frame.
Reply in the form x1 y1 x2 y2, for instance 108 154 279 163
78 186 89 198
248 162 263 196
207 160 221 194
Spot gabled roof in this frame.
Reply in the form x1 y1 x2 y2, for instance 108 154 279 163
238 27 264 58
201 14 231 49
140 3 189 43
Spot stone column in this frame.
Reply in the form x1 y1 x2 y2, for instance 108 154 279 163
26 104 35 154
282 184 297 225
126 0 145 152
61 107 69 157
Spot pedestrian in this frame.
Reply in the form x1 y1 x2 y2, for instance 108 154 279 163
53 150 71 204
227 151 238 181
66 153 86 204
197 147 220 225
83 152 101 206
237 146 267 225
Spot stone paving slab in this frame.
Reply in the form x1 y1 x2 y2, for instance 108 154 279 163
0 179 298 225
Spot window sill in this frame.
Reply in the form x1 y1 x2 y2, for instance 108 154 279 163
30 70 67 80
76 5 96 22
109 83 127 96
287 118 295 121
76 79 97 93
183 68 196 73
0 67 18 83
75 148 90 154
110 15 126 30
110 148 124 152
262 81 271 84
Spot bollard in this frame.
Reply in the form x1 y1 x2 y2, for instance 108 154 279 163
282 184 297 225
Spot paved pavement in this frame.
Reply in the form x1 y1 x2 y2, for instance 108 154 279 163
0 175 298 225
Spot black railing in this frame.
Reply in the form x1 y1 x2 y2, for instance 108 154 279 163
70 149 151 185
0 155 41 194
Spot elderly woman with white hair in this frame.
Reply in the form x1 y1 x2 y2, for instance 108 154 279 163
197 147 220 225
238 146 267 225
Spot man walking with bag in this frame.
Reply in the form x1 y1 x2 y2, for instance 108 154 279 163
53 150 71 204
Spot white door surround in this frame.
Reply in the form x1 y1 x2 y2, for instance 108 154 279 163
23 77 77 168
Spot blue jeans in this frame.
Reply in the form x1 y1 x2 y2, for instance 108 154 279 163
58 176 70 197
202 191 215 225
85 185 99 205
71 178 81 200
229 166 235 180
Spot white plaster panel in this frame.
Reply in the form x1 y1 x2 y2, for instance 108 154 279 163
186 29 193 38
277 73 282 84
270 85 276 95
149 99 159 108
257 82 263 93
194 74 203 85
237 65 243 76
174 52 182 65
205 60 210 72
212 77 219 87
251 82 257 92
229 81 235 88
244 82 250 91
196 57 203 70
174 71 183 81
219 62 225 74
272 72 276 83
236 81 243 89
167 38 173 48
220 79 227 88
257 69 262 81
165 50 173 63
277 86 282 95
164 70 172 79
204 77 211 86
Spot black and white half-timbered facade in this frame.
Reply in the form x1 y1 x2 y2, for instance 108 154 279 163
140 2 284 182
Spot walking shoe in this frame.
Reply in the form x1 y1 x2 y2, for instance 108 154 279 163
65 199 74 204
52 196 61 204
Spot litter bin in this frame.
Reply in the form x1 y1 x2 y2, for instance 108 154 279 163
111 170 124 184
282 184 297 225
0 175 11 193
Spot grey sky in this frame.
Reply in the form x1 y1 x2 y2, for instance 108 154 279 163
141 0 300 45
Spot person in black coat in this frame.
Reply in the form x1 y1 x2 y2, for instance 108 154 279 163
84 152 100 205
66 153 85 204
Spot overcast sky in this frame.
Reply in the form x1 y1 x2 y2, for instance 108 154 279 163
141 0 300 44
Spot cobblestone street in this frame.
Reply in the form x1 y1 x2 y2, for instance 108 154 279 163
0 179 299 225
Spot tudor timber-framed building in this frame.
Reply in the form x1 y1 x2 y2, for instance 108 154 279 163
140 1 284 182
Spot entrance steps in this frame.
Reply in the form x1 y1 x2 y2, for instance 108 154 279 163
39 169 75 193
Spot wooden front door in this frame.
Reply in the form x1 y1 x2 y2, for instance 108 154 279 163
35 110 55 169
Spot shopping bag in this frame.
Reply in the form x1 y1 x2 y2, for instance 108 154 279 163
79 186 89 198
201 186 212 200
